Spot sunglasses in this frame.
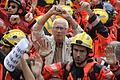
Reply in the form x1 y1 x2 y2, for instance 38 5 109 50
8 5 17 9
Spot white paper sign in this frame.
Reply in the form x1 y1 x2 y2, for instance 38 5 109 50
4 38 29 72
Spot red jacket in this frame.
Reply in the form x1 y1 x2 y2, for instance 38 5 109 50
0 64 12 80
42 61 115 80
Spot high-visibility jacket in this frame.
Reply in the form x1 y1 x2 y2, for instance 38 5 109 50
108 24 118 41
110 0 120 41
85 1 117 57
86 13 110 57
96 57 120 80
0 64 12 80
93 33 113 57
42 61 115 80
73 1 89 31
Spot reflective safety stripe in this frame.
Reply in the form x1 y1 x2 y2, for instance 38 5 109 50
5 71 12 80
67 73 74 80
0 64 3 80
91 16 100 27
50 64 58 72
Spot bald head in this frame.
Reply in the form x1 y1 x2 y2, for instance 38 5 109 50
52 18 69 29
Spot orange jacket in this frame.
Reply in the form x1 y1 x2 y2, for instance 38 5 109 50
72 1 89 31
0 27 6 37
93 33 113 57
93 23 118 58
42 61 115 80
0 64 12 80
110 0 120 25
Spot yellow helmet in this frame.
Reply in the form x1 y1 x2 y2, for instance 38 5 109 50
36 16 53 35
44 0 54 4
0 29 26 47
66 0 73 7
93 9 109 24
71 32 93 50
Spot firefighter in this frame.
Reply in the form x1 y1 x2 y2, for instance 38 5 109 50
42 32 115 80
0 29 26 80
104 41 120 80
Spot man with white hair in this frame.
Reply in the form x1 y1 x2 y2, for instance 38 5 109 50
31 5 84 64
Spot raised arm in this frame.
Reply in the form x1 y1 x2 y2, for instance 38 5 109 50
32 5 62 31
20 57 36 80
58 6 84 36
80 1 109 39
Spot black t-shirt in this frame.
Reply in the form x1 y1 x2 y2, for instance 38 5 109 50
62 61 104 80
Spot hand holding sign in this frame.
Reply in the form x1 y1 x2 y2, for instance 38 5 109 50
4 38 29 72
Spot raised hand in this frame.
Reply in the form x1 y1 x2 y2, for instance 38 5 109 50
58 8 72 20
25 12 33 22
37 38 52 57
9 15 20 24
79 1 91 11
0 19 6 29
49 5 64 15
31 53 44 80
29 0 38 13
31 35 52 58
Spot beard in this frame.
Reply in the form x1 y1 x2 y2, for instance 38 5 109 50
74 57 87 67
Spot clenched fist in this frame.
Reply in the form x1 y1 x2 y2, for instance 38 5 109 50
10 15 20 24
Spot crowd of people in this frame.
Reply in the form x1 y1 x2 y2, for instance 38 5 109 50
0 0 120 80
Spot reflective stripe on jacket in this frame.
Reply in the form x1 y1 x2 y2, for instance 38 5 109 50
43 61 115 80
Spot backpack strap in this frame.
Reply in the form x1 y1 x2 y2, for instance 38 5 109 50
83 61 97 80
62 62 73 80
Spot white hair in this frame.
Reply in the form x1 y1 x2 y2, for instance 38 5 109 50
52 18 69 29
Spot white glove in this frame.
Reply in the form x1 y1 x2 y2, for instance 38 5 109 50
0 19 6 29
25 12 33 22
80 1 91 11
10 15 20 24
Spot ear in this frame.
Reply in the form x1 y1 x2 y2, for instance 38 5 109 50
18 9 23 14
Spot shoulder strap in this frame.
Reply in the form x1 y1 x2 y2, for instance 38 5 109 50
83 61 97 80
63 62 73 80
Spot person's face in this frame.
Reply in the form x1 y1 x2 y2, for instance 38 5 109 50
72 45 87 67
1 46 11 55
52 22 68 43
8 2 19 14
90 0 101 6
106 53 117 66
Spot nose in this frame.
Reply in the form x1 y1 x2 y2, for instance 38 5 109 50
76 51 81 57
8 7 12 11
57 28 61 32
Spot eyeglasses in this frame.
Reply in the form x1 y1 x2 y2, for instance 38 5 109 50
53 27 66 31
8 5 17 9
